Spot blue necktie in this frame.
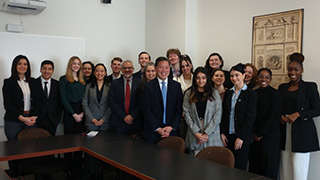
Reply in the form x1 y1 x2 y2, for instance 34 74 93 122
161 81 167 124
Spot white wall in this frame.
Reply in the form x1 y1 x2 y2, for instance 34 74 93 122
0 0 146 69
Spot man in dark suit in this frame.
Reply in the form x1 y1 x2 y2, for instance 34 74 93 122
142 56 182 143
133 51 151 80
108 60 142 135
106 57 123 84
34 60 62 136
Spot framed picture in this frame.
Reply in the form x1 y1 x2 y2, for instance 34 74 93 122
252 9 303 88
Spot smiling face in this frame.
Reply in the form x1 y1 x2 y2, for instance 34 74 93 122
17 58 28 76
230 70 245 87
258 70 271 88
209 55 222 69
212 70 225 86
156 60 170 81
244 66 253 83
196 72 207 91
181 60 192 76
145 65 156 82
168 53 179 66
121 62 134 79
94 65 106 81
111 60 121 74
40 64 54 80
139 53 151 69
71 59 81 73
288 61 303 83
83 63 92 78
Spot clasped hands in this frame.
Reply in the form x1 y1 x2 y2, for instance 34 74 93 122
157 126 173 138
195 132 209 145
281 112 300 124
73 112 84 122
92 118 104 126
19 115 37 126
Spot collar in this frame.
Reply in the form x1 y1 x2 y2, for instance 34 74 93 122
41 76 51 84
230 84 247 91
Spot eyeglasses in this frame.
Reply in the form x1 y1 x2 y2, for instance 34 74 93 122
122 67 133 70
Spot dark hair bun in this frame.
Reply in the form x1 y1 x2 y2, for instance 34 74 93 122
230 63 246 74
289 52 304 63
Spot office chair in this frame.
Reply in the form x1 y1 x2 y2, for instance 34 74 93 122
157 136 186 153
196 146 235 167
17 128 72 178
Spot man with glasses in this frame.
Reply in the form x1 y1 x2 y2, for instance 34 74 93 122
108 60 142 135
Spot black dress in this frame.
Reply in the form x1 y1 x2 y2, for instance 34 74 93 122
249 86 282 179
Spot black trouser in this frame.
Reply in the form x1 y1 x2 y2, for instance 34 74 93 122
226 134 251 171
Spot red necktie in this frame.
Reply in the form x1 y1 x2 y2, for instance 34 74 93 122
125 79 130 114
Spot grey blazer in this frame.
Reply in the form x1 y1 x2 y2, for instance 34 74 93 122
82 82 111 131
183 89 223 150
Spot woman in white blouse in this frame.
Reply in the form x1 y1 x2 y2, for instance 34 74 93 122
2 55 38 180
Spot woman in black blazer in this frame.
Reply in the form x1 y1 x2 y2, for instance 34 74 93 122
2 55 38 180
220 63 257 170
278 53 320 180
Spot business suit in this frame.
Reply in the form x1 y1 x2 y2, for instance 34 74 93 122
34 77 62 136
108 77 142 135
278 80 320 152
183 89 223 151
221 86 257 170
133 70 142 80
106 74 122 84
82 82 111 131
142 78 182 143
2 77 38 178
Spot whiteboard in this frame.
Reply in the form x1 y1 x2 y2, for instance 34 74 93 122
0 32 85 126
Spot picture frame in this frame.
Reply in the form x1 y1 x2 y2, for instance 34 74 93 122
252 9 303 88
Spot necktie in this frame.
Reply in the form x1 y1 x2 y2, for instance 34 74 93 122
161 81 167 124
125 79 130 114
44 81 48 99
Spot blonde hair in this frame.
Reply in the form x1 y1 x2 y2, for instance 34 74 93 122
65 56 85 85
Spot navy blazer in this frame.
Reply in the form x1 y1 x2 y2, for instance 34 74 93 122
221 87 257 143
2 77 38 122
133 70 142 80
108 77 142 131
34 77 62 126
278 80 320 152
142 78 182 143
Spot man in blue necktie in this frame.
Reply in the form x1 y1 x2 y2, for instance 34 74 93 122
142 56 182 143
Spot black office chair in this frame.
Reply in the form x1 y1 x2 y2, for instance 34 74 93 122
157 136 186 153
17 128 72 178
195 146 235 167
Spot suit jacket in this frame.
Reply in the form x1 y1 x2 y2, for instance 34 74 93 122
106 74 122 84
82 82 111 131
133 70 142 80
142 78 182 143
221 87 257 143
34 77 62 126
183 89 223 150
2 77 38 122
108 77 142 132
278 80 320 152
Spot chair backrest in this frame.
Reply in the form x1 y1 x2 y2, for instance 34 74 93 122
196 146 235 168
17 128 51 140
157 136 186 153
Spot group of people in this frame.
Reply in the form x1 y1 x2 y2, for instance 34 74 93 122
2 49 320 180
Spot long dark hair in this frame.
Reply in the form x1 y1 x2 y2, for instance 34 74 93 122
83 61 95 83
188 67 215 104
178 54 194 77
11 54 31 82
90 63 109 88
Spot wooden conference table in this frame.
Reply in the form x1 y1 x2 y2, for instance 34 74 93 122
0 132 270 180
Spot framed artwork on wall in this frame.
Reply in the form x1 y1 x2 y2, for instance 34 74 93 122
252 9 303 88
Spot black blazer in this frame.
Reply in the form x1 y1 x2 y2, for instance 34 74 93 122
108 77 142 130
221 87 257 143
278 80 320 152
106 74 122 84
2 77 38 122
133 70 142 80
142 78 182 143
34 77 62 126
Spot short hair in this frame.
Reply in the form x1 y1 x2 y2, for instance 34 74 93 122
289 52 304 69
11 54 31 81
41 60 54 70
121 60 134 68
258 67 272 77
111 57 123 64
230 63 246 74
155 56 170 67
138 51 151 61
166 48 181 58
